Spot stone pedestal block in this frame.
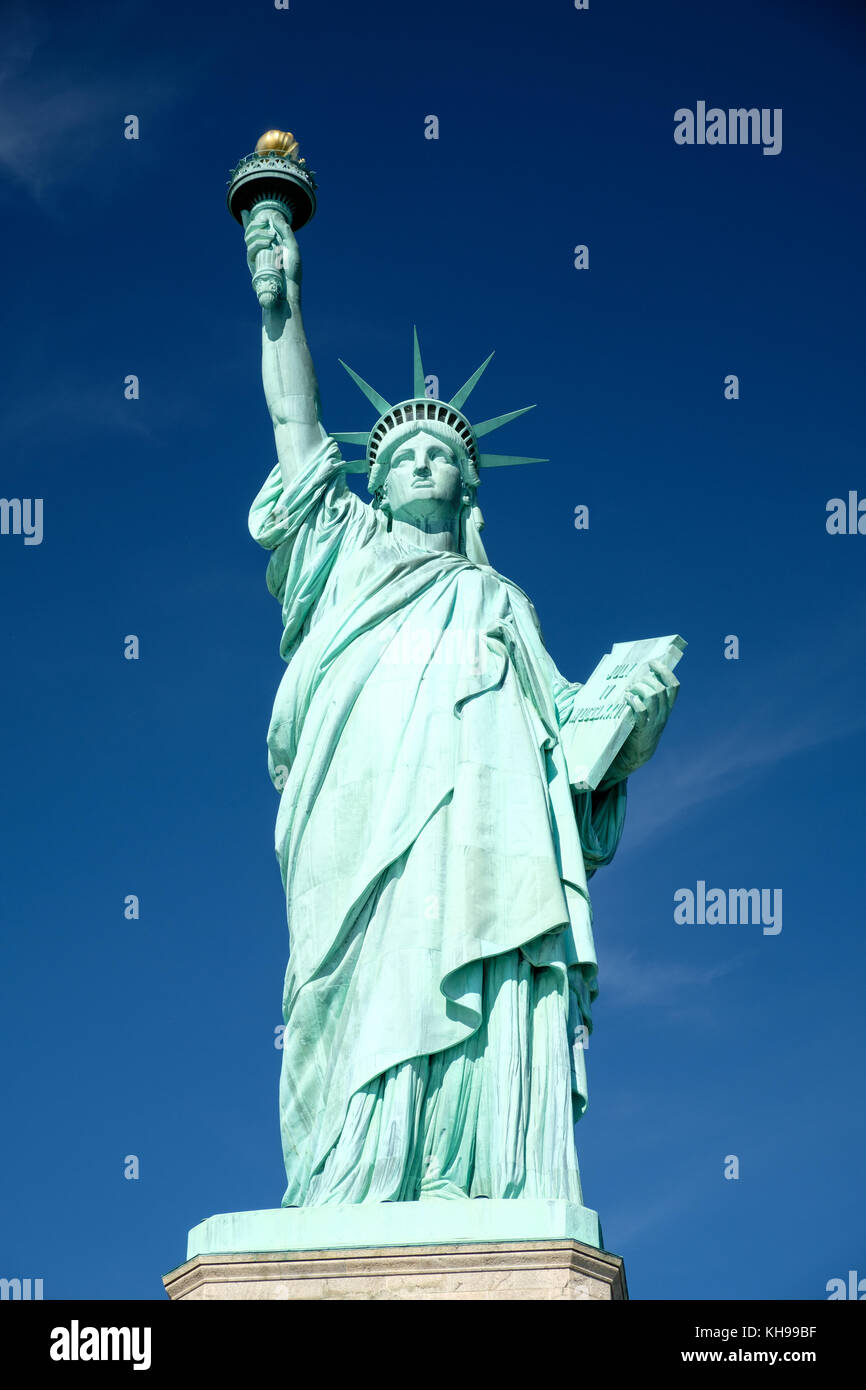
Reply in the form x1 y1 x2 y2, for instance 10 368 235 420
164 1200 627 1301
164 1239 627 1301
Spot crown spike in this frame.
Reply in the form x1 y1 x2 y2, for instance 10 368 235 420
412 327 426 399
330 431 371 446
478 453 548 469
338 360 392 415
472 405 536 439
449 351 494 411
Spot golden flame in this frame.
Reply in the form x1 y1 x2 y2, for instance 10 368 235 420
255 129 300 159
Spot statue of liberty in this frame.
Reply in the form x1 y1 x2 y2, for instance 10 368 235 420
242 201 679 1212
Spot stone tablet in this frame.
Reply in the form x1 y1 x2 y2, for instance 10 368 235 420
562 635 686 792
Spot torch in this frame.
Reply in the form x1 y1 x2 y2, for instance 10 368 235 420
227 129 318 308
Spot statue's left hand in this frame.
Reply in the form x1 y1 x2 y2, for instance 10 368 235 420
615 659 680 776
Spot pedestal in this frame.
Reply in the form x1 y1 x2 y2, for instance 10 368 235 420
163 1200 628 1301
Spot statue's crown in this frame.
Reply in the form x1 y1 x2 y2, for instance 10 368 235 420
331 330 547 476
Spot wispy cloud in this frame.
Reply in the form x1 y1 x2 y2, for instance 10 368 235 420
1 379 155 449
622 607 866 850
598 944 740 1013
0 7 185 204
604 1179 708 1251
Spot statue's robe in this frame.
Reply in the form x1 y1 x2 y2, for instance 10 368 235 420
250 438 626 1206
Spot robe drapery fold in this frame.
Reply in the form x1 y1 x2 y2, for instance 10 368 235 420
250 437 627 1206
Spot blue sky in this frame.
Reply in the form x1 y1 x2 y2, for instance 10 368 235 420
1 0 864 1300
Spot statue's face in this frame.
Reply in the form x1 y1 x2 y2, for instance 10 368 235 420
382 429 463 523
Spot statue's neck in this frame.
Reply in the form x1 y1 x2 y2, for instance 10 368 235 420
389 514 460 554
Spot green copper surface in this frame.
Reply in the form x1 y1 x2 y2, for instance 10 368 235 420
186 1200 603 1260
231 196 682 1223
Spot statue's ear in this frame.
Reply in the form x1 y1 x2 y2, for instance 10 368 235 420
459 451 481 489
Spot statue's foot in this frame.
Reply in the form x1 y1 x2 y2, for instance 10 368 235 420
418 1177 471 1200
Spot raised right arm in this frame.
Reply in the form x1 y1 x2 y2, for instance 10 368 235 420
243 208 332 487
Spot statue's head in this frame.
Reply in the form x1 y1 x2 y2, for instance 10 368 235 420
367 404 480 527
331 330 544 560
